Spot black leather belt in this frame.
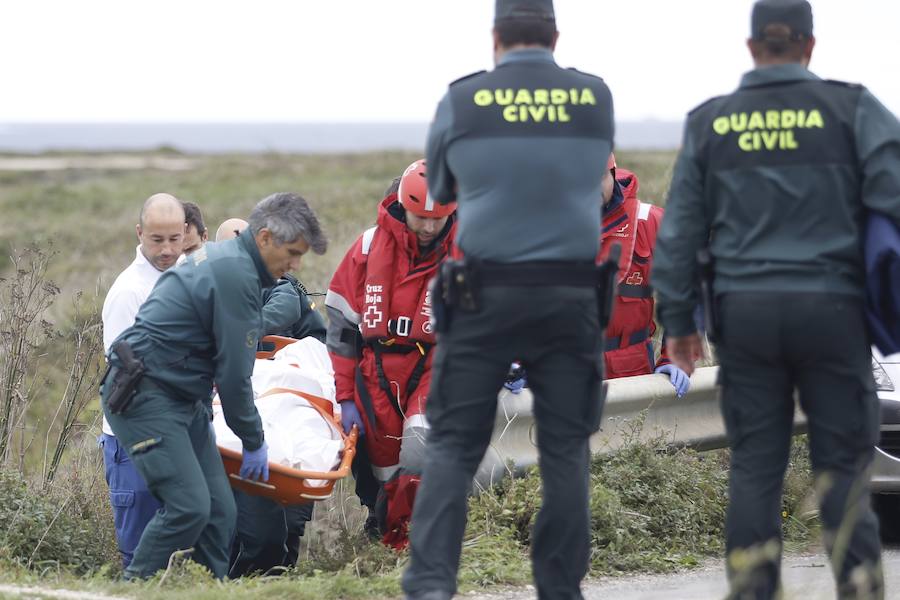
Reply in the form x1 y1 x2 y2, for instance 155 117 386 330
478 260 600 287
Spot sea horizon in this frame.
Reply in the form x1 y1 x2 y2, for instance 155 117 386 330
0 121 683 154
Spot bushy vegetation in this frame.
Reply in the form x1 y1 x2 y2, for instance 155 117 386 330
0 467 117 575
466 432 816 578
0 432 817 598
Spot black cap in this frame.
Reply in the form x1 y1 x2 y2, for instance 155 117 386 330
751 0 813 40
495 0 555 22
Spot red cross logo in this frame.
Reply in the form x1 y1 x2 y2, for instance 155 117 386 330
364 305 383 328
626 271 644 286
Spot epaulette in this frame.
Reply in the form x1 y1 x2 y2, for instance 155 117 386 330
567 67 605 82
449 70 487 86
823 79 864 90
687 94 727 117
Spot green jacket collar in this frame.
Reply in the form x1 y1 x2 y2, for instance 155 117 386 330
498 48 555 67
739 63 820 90
238 227 276 289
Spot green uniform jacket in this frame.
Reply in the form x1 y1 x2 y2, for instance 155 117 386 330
653 64 900 336
427 48 614 263
262 275 327 342
113 227 274 450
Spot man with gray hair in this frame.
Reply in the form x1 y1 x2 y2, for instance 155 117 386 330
213 215 328 577
101 192 327 579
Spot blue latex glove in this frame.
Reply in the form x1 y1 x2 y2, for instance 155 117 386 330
339 400 365 436
503 377 527 394
656 364 691 398
240 441 269 481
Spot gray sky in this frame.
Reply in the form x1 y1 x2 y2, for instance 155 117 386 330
2 0 898 122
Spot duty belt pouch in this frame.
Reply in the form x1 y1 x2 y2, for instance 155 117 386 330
105 340 145 415
444 259 481 313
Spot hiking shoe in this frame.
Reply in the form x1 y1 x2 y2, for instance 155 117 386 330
363 515 381 542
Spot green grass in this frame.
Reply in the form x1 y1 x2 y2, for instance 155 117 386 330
0 151 428 299
0 150 675 299
0 150 821 598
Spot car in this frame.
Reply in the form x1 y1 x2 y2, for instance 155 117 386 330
871 349 900 540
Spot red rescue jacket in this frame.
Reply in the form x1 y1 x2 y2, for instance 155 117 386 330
326 194 456 409
598 169 670 378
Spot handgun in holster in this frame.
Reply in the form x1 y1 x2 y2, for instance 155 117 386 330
597 243 622 330
442 259 481 313
696 248 719 343
103 340 146 415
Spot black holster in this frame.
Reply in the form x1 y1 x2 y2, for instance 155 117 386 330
697 248 719 343
441 258 482 313
103 340 146 415
431 258 481 334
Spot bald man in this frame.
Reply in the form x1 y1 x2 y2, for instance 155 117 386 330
215 217 249 242
100 193 185 569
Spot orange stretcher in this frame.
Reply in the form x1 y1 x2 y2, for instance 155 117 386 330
217 335 358 505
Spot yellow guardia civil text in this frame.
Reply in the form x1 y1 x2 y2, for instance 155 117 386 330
712 109 825 151
472 87 598 123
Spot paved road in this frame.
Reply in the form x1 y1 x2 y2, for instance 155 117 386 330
0 586 129 600
3 550 896 599
467 548 900 600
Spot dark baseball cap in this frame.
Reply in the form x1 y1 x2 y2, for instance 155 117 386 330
751 0 813 40
495 0 555 22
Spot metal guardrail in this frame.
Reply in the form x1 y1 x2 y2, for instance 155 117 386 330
475 366 809 489
475 367 721 488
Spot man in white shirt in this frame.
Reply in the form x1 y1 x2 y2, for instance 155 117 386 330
100 193 186 569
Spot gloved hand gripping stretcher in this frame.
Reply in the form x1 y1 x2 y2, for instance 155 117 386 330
214 335 358 504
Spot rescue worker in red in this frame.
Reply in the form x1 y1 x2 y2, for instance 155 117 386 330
599 154 691 394
325 159 456 548
504 155 691 397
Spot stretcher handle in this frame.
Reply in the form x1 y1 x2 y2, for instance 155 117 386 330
256 335 298 359
229 473 277 490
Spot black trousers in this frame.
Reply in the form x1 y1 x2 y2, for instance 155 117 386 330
352 438 381 511
402 285 604 600
716 292 883 600
228 490 314 578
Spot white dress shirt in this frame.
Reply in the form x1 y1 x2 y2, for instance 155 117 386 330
100 246 163 435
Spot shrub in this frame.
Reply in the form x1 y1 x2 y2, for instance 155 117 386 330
468 434 816 578
0 466 118 574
